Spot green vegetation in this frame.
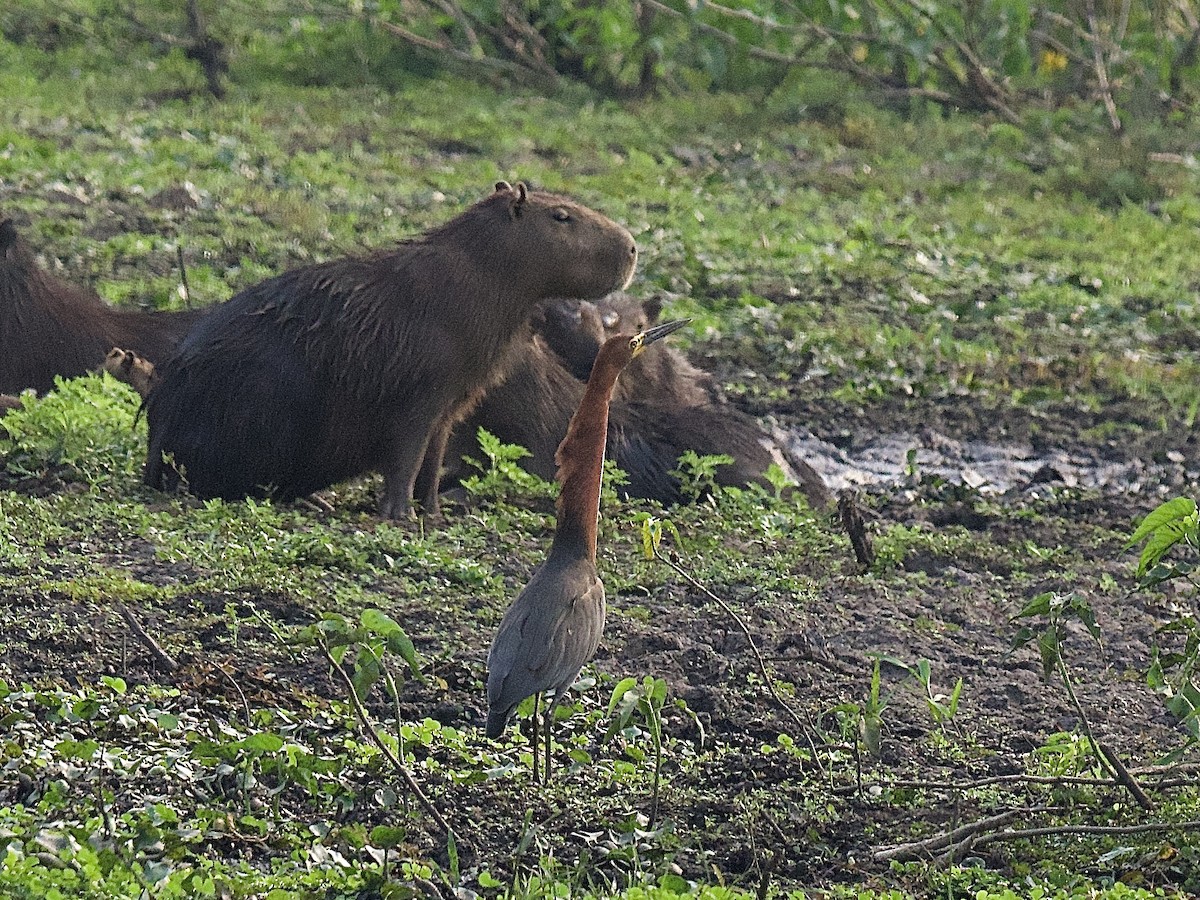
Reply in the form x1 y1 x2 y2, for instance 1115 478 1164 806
3 3 1200 898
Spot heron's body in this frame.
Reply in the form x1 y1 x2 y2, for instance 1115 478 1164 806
485 552 605 738
484 317 690 773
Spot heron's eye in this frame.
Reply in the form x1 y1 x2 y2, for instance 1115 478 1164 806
552 209 572 223
629 336 640 351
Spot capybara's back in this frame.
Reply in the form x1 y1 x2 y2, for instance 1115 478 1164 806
143 182 638 515
0 217 204 395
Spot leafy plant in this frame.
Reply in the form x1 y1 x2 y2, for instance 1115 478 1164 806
909 657 964 733
461 427 554 502
0 374 145 486
604 675 669 827
1128 497 1200 754
671 450 734 503
296 609 423 717
1128 496 1199 582
1011 591 1107 774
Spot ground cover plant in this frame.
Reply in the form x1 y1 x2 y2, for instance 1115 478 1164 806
3 4 1200 898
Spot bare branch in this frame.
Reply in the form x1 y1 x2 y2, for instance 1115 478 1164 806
117 601 179 673
372 17 558 86
316 638 454 838
1084 0 1122 132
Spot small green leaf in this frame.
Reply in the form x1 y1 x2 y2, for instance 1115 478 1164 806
947 677 963 717
385 629 423 681
916 658 931 685
478 871 504 889
101 675 127 695
1127 497 1196 549
649 676 668 708
56 738 100 760
1037 625 1060 680
606 677 638 715
361 608 401 637
242 732 284 753
352 652 383 701
1137 521 1194 578
156 713 180 730
370 825 407 848
1015 592 1054 619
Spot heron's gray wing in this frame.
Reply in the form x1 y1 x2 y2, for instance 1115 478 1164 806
486 564 605 715
528 574 605 696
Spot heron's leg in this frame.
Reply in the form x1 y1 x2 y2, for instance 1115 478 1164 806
544 702 553 784
531 693 541 783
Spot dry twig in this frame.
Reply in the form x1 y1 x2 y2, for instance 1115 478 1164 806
1083 0 1122 131
214 661 253 726
117 601 179 672
652 546 823 767
315 639 454 838
873 808 1031 863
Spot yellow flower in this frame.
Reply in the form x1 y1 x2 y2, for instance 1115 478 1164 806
1039 48 1068 75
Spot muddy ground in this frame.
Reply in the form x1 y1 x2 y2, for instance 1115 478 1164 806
2 184 1199 892
4 360 1199 893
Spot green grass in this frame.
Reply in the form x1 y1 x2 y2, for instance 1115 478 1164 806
3 11 1200 899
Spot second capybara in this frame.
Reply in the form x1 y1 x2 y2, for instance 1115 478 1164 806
144 182 638 517
449 292 832 508
0 217 205 396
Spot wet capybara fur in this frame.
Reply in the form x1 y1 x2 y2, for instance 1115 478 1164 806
0 217 205 396
450 292 832 509
143 182 638 517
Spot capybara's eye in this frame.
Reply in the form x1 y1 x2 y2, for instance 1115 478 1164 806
552 209 572 222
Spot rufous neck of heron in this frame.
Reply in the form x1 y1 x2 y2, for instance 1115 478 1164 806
550 346 626 563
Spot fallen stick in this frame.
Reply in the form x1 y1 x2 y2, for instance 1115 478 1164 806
873 808 1029 863
117 601 179 672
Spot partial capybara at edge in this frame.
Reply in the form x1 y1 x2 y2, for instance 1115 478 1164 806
0 217 205 396
144 182 638 518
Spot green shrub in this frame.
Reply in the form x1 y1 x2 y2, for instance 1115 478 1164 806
0 374 146 487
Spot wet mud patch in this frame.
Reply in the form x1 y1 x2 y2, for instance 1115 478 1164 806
784 424 1168 494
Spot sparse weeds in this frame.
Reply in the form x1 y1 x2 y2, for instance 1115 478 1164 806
605 675 669 827
5 17 1200 896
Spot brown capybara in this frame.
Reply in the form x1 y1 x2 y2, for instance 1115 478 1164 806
0 217 205 396
450 292 832 509
103 348 160 399
143 182 638 518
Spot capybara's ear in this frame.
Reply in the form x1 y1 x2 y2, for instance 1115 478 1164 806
643 295 663 322
507 181 528 219
0 219 17 253
494 180 512 194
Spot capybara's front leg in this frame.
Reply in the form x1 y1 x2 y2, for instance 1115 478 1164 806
413 414 456 517
379 411 439 519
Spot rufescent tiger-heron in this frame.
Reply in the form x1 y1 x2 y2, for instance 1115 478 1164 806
485 317 691 781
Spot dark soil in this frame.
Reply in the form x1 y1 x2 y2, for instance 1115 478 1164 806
4 373 1198 893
